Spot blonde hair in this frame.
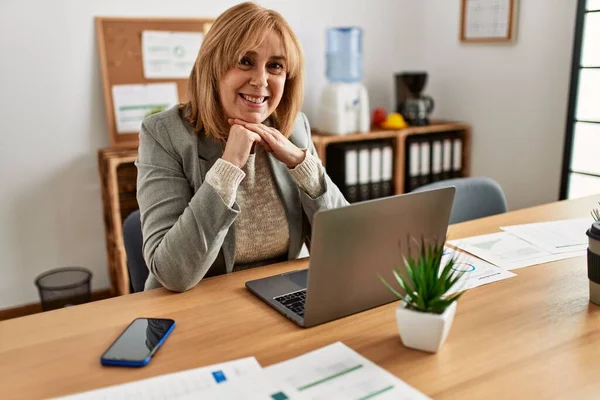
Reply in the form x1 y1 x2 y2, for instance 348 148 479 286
181 2 304 139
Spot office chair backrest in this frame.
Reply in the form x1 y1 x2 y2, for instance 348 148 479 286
122 209 149 293
412 177 508 224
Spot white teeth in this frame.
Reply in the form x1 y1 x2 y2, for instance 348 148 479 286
242 94 265 104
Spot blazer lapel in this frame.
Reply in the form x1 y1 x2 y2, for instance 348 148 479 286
196 132 223 179
266 154 303 260
196 132 236 272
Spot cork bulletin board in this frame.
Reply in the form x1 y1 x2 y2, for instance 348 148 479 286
95 17 214 147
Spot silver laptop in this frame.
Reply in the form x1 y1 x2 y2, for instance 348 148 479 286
245 187 455 328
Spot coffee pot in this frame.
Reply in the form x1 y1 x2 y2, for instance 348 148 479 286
395 72 435 126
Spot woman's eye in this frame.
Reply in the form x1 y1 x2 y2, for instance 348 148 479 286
268 63 284 72
239 56 253 66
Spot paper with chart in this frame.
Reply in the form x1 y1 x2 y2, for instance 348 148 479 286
500 218 592 254
264 342 430 400
112 83 179 133
442 247 516 295
142 31 204 79
448 232 586 270
178 372 302 400
53 357 261 399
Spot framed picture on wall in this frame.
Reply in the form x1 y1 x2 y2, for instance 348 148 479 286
460 0 518 43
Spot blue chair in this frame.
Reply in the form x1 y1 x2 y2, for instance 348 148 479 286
122 210 149 293
411 177 508 224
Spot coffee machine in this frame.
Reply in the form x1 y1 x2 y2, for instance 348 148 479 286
395 72 434 126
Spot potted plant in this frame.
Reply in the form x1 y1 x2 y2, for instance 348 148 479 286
380 239 466 353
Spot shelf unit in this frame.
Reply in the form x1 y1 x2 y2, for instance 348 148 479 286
311 121 471 195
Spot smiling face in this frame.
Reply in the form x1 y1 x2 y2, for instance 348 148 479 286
218 31 287 124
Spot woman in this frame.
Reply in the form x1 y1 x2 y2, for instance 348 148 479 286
136 2 348 292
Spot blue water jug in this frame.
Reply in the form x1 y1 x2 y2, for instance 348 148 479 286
326 27 363 83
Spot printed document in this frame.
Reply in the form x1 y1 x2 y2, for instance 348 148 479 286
264 342 430 399
178 372 301 400
448 232 585 270
443 247 516 294
142 31 204 79
112 83 178 133
500 218 591 254
53 357 261 399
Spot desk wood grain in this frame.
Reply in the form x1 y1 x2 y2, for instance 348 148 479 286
1 195 599 399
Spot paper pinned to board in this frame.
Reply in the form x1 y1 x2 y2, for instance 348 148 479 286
142 30 204 79
448 232 586 270
442 247 516 294
500 218 592 254
112 83 179 133
264 342 430 399
53 357 261 399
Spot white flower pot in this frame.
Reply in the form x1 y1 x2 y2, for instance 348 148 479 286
395 300 457 353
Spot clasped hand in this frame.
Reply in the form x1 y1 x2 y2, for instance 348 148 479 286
221 118 305 169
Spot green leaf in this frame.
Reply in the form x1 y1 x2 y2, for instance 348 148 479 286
378 274 404 299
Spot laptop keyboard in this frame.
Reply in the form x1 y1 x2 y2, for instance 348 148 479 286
274 289 306 318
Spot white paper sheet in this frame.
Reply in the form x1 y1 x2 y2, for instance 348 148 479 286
112 83 179 133
178 372 302 400
142 31 203 79
53 357 261 399
264 342 430 400
448 232 586 270
500 218 592 254
442 247 516 294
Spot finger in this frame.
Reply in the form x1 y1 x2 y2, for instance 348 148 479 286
251 127 279 150
231 119 265 132
230 118 252 127
245 123 277 142
249 131 263 144
228 118 250 126
265 126 286 144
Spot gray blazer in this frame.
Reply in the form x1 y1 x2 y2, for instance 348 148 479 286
136 106 349 292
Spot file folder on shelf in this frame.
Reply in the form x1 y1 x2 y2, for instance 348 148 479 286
358 145 370 202
369 143 382 200
381 140 394 198
325 143 359 203
408 142 420 193
419 140 431 187
452 138 463 178
432 140 443 182
442 138 453 180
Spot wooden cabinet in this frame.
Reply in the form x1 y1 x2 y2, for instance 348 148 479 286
98 148 138 296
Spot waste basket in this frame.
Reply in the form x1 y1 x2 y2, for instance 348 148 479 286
35 267 92 311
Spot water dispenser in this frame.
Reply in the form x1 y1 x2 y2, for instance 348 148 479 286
317 27 370 135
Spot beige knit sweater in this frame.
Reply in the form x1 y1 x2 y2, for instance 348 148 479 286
205 146 324 266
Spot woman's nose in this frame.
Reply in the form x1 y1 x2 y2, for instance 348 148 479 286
249 67 268 88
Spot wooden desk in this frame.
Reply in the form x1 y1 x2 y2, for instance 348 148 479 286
1 195 599 399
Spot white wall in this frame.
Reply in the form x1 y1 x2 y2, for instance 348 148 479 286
413 0 578 210
0 0 577 309
0 0 419 309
